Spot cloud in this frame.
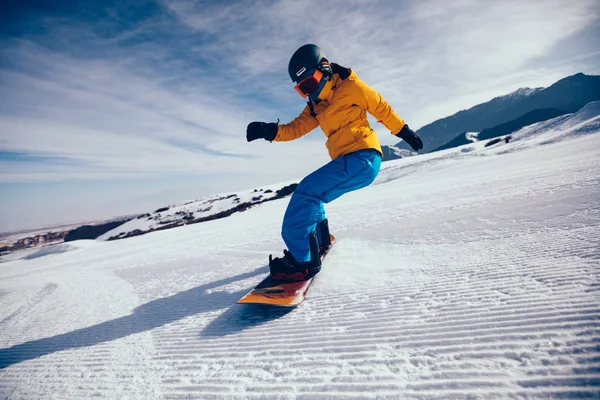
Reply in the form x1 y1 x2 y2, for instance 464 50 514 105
162 0 600 123
1 0 599 230
1 40 307 176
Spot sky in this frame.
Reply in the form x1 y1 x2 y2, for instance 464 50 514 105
1 0 599 233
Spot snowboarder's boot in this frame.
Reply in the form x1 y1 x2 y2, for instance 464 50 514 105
317 218 332 256
269 231 321 282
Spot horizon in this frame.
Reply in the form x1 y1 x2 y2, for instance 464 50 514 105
2 0 600 232
4 95 600 238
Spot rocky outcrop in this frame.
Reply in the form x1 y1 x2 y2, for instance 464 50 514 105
0 231 68 254
64 219 131 242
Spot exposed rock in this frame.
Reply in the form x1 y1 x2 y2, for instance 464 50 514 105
64 219 130 242
0 231 68 254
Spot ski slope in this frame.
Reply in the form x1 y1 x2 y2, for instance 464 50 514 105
1 104 599 399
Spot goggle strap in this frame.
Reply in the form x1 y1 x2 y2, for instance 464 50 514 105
308 73 330 102
308 100 316 117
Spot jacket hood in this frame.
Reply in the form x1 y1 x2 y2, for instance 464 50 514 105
319 63 355 103
331 63 352 80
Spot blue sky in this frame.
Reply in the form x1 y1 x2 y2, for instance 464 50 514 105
1 0 599 232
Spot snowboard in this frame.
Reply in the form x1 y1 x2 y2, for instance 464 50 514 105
237 235 336 307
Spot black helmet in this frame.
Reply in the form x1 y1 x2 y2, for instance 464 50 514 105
288 44 332 83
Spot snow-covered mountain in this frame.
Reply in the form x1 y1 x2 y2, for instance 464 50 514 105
97 182 299 241
408 73 600 152
433 108 568 152
507 87 543 98
380 144 414 161
0 103 599 399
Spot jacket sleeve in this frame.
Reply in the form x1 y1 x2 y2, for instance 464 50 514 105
355 79 405 135
274 105 319 142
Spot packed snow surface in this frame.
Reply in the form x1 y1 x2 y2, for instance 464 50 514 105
1 105 599 399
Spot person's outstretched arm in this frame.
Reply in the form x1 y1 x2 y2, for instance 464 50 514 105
246 105 319 143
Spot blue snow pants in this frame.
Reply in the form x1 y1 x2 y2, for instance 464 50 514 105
282 149 382 262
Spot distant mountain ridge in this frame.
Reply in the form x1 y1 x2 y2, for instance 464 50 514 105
433 108 568 152
0 183 300 256
477 108 567 141
405 73 600 152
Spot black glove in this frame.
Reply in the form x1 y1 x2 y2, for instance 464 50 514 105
246 121 278 142
395 124 423 151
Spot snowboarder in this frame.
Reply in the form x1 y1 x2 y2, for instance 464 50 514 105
246 44 423 282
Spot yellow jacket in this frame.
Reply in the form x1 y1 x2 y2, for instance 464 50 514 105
275 65 405 160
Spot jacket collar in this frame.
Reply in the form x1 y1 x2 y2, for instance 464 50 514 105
322 67 355 103
309 64 355 107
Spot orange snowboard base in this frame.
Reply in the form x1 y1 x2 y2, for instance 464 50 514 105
237 235 335 307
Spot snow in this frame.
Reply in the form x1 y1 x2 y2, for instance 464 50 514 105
508 87 544 98
485 87 544 104
22 243 79 260
1 105 599 399
504 101 600 149
97 181 299 241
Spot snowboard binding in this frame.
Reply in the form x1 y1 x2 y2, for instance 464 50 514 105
317 218 332 256
269 230 321 282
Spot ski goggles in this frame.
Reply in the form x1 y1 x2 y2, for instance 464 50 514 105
294 69 325 98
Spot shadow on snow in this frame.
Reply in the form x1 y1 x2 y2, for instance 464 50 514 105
200 303 293 337
0 265 290 369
